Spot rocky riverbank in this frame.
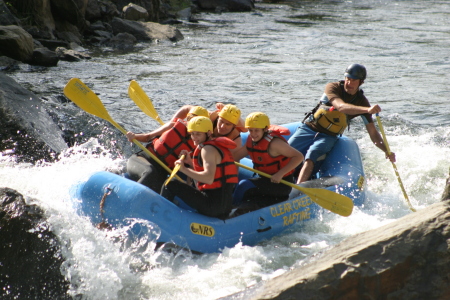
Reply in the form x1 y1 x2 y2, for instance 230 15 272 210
1 0 254 161
0 0 254 67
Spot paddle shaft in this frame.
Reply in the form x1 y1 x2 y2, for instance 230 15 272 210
64 78 183 182
376 114 416 212
235 162 353 217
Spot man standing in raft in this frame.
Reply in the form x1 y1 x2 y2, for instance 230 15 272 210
233 112 304 208
161 116 238 219
288 64 396 183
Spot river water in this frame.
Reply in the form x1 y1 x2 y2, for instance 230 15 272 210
1 0 450 299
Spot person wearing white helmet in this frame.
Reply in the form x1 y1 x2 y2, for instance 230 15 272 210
125 106 209 192
289 64 396 183
161 116 239 219
232 112 304 209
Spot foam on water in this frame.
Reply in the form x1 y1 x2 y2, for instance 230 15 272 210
2 0 449 298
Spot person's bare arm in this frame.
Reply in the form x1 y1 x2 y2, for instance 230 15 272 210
126 121 175 142
331 98 381 116
366 122 396 162
178 146 218 184
171 105 194 120
268 138 304 183
232 144 248 161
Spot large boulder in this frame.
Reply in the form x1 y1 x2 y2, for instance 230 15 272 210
50 0 88 32
31 47 60 66
0 0 20 25
110 17 183 41
123 3 149 21
225 200 450 299
197 0 254 12
6 0 56 39
111 0 161 22
0 187 71 299
442 168 450 201
0 25 34 62
0 73 68 162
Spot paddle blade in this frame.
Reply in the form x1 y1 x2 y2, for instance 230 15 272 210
165 164 181 186
235 162 354 217
296 186 354 217
64 78 111 122
128 80 164 125
165 155 185 186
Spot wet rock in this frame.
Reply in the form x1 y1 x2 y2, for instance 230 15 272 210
35 38 70 51
224 200 450 300
12 0 56 39
197 0 254 12
31 47 60 66
0 187 71 299
0 25 34 62
0 0 20 26
113 0 161 22
0 56 20 71
0 73 68 162
176 7 193 21
110 17 184 42
25 25 54 40
123 3 149 21
441 168 450 201
104 32 137 50
55 46 92 61
55 30 83 44
51 0 87 33
85 0 103 21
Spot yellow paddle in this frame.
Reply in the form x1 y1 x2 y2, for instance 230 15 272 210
164 155 185 186
376 114 416 212
63 78 183 182
235 162 354 217
128 80 165 125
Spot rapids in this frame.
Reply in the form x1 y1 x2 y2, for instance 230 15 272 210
1 0 449 299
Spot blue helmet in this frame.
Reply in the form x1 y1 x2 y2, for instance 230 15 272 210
344 64 367 81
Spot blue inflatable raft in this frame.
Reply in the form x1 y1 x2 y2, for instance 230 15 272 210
70 122 366 253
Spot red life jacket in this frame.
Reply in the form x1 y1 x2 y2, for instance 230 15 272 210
246 126 294 176
148 119 195 169
192 137 238 191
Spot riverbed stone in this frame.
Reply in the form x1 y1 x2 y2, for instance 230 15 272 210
441 168 450 201
104 32 137 50
0 73 68 162
113 0 161 22
31 47 60 66
55 46 92 61
0 25 34 62
123 3 149 21
0 0 20 26
224 200 450 300
0 187 71 299
110 17 183 41
197 0 254 12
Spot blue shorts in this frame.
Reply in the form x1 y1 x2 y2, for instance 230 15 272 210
288 123 338 172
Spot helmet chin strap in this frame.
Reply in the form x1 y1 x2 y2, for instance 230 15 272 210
206 131 212 141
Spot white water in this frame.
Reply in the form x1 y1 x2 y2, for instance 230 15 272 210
2 0 450 299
